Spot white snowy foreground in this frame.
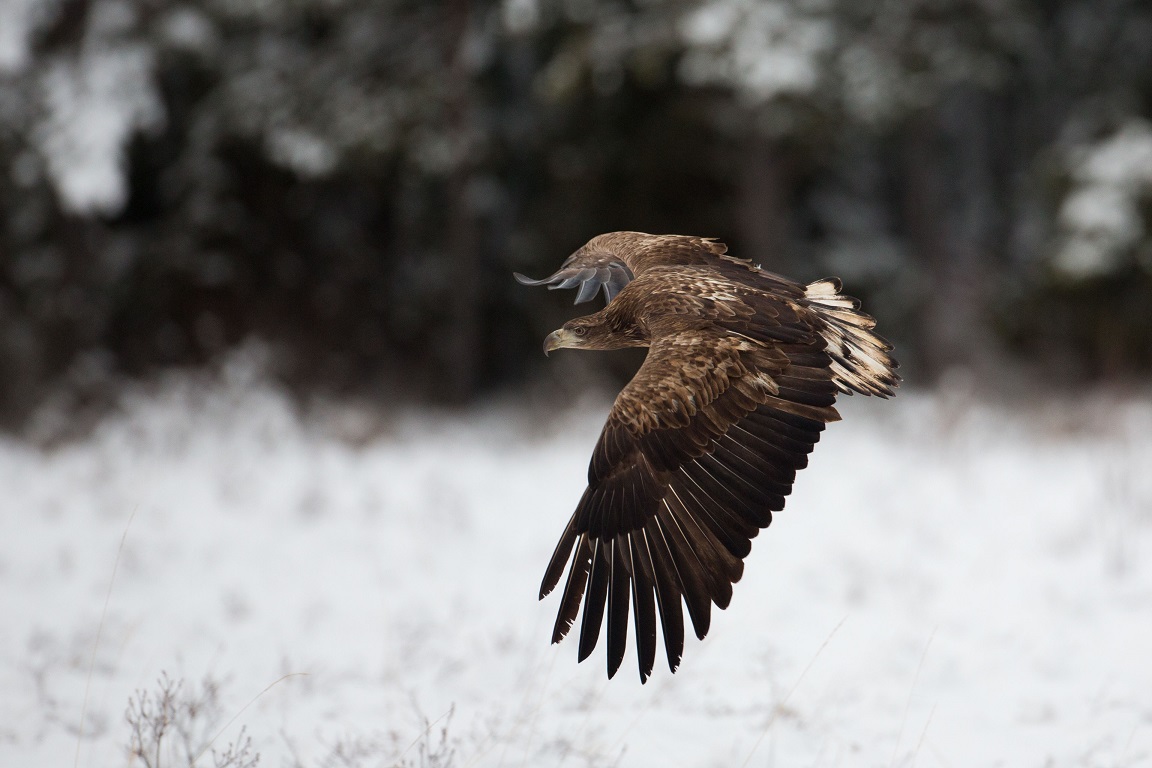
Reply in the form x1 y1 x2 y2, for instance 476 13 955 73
2 366 1151 767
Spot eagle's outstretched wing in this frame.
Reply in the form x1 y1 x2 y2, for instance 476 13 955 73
539 327 831 680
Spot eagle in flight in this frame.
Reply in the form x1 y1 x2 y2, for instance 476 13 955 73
515 232 899 682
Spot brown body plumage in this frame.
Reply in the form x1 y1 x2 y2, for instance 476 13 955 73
516 232 899 682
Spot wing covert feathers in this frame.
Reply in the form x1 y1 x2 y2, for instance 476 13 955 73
530 234 898 681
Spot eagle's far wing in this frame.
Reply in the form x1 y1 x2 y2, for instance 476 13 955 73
539 296 842 681
513 234 729 305
513 257 635 304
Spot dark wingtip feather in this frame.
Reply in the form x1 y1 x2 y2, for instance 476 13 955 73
644 526 685 673
577 542 610 662
629 535 659 682
540 515 581 600
551 537 592 643
606 540 631 678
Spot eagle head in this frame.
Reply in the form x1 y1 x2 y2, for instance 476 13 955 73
544 316 645 355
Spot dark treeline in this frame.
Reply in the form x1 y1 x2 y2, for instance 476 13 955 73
2 0 1151 426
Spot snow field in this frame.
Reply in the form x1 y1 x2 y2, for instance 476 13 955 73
2 369 1151 767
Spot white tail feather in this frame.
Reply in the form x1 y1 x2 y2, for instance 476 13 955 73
805 279 899 397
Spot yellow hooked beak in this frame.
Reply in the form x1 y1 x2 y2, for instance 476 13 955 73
543 328 579 356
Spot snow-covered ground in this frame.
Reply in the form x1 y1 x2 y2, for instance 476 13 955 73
2 362 1151 767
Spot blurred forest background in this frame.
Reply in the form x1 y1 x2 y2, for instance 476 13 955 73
2 0 1152 431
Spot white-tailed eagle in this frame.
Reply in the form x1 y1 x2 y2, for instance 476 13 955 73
515 232 899 682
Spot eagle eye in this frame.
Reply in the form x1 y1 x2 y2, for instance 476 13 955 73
572 325 587 337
